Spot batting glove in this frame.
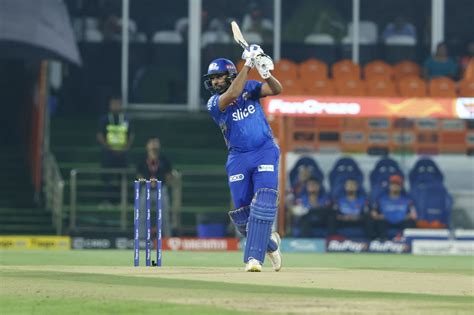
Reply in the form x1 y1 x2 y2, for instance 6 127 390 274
255 54 274 79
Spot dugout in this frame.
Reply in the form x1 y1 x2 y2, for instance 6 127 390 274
261 95 474 235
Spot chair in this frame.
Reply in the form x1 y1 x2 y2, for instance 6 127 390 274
394 60 421 80
366 78 397 97
408 157 444 186
280 77 305 95
341 21 378 45
289 156 325 189
236 60 261 81
397 76 426 97
273 59 299 79
369 157 404 202
335 78 366 96
429 77 457 97
299 59 328 80
332 59 361 80
303 78 335 96
364 60 393 81
329 157 365 199
410 181 452 228
304 33 335 45
459 79 474 97
152 30 183 44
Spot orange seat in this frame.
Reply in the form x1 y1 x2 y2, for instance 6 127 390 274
394 60 421 80
272 59 298 79
364 60 393 81
299 59 328 80
280 77 306 95
302 78 335 96
236 60 261 81
459 79 474 97
429 77 457 97
332 59 361 80
366 78 397 97
335 78 366 96
464 58 474 80
397 76 427 97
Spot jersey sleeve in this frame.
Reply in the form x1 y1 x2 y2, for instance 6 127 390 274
206 95 221 122
246 80 263 100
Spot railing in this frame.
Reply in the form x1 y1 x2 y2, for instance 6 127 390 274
69 168 183 233
43 152 65 235
69 168 135 232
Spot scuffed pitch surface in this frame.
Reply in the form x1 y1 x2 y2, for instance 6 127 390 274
1 265 473 314
2 265 472 296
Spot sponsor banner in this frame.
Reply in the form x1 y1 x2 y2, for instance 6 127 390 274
412 240 474 256
326 239 409 254
162 238 239 251
454 229 474 240
0 236 71 250
280 238 326 253
72 237 114 249
263 96 474 119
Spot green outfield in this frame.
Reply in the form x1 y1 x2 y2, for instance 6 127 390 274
1 250 473 314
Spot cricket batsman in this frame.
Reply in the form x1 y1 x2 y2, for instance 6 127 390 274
204 44 283 272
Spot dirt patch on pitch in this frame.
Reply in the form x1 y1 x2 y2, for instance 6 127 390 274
1 270 470 315
3 265 473 297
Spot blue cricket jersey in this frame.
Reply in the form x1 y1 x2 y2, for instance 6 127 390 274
377 195 412 224
207 80 276 153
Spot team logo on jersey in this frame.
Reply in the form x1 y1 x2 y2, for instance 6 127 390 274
242 91 249 100
258 165 274 172
229 174 245 182
232 104 256 121
208 63 219 71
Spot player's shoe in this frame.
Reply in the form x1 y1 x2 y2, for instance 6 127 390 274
267 232 282 272
245 258 262 272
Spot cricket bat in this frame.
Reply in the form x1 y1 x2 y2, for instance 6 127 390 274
231 21 249 50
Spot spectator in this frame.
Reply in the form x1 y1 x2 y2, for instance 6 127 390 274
241 2 273 42
369 175 417 240
328 178 369 237
96 97 134 205
291 177 331 237
382 16 416 41
459 41 474 79
423 42 458 79
136 137 173 237
291 164 313 198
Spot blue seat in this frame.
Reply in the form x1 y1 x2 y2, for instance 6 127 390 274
369 157 404 202
409 157 444 187
289 156 326 197
410 182 452 227
329 157 365 199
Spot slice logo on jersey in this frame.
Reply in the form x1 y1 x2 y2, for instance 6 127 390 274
258 165 274 172
232 104 256 121
229 174 245 182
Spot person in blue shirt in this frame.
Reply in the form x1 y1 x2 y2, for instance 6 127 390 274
370 175 417 240
204 45 283 272
423 42 458 79
329 178 369 237
291 177 331 237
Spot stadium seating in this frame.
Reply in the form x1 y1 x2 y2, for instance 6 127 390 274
409 158 452 228
366 78 397 97
458 79 474 97
369 157 404 202
393 60 421 80
302 78 335 96
397 76 427 97
429 77 457 97
332 59 361 80
289 156 325 190
272 59 298 79
364 60 393 81
328 157 365 199
299 58 328 80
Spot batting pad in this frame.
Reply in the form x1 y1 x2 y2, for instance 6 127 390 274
244 189 278 263
229 206 278 252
